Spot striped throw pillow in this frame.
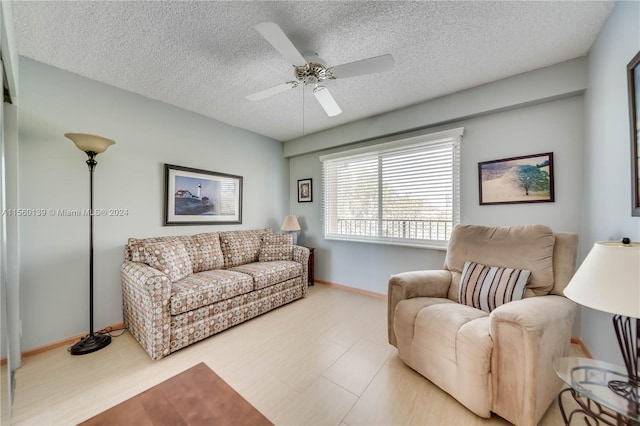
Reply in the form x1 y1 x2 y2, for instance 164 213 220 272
459 261 531 313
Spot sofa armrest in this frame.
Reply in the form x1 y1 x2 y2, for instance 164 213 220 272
489 295 577 425
121 260 172 360
387 270 452 346
292 245 310 296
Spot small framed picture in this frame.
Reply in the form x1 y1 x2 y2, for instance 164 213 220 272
478 152 554 205
298 178 312 202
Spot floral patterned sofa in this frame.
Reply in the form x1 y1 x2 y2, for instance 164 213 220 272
121 228 309 360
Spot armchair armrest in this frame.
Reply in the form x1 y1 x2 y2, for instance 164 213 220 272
292 245 310 296
388 270 452 346
489 295 577 425
121 260 172 360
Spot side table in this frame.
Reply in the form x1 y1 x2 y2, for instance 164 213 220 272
306 247 314 286
553 357 640 426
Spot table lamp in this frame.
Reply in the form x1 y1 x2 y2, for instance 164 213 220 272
563 238 640 404
281 215 301 244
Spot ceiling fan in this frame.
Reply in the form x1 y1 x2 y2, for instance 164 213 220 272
247 22 395 117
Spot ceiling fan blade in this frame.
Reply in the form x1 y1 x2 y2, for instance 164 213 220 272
246 82 296 101
313 86 342 117
330 54 395 79
255 22 307 67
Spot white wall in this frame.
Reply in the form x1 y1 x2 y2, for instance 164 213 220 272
284 57 587 157
289 78 585 295
18 58 288 351
582 0 640 364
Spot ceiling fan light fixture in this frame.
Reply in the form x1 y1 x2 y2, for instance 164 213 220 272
313 86 342 117
295 62 330 85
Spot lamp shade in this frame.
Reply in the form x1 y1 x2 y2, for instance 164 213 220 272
281 215 301 231
563 241 640 319
65 133 115 153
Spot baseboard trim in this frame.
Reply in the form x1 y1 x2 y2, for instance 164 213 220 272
570 337 593 359
314 279 387 300
3 321 591 363
0 323 126 364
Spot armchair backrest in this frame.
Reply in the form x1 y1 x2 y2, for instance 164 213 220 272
443 225 578 301
550 232 579 295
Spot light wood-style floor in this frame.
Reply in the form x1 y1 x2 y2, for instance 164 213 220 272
9 284 582 425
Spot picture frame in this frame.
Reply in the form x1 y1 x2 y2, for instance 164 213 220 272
164 164 242 225
478 152 554 205
298 178 312 202
627 50 640 216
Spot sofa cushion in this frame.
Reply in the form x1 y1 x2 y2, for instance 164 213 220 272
459 261 530 313
127 236 176 262
181 232 225 273
229 261 303 290
169 278 304 350
259 233 293 262
444 224 555 298
219 229 272 268
170 269 254 315
143 240 193 282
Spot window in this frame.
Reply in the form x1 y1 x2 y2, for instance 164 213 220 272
321 127 463 248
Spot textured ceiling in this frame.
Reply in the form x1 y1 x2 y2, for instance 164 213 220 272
13 1 614 142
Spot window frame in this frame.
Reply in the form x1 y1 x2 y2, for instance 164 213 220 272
320 127 463 249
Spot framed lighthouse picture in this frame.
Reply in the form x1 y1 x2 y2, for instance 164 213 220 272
164 164 243 225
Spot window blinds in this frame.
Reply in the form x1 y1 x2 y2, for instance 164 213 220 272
321 128 462 247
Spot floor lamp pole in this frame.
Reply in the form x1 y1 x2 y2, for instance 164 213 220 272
88 153 96 339
65 132 116 355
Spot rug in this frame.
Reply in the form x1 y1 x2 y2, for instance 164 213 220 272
79 362 273 426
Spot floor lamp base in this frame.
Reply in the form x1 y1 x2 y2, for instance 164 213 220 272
70 334 111 355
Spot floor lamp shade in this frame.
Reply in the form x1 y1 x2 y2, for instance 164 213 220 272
65 133 115 355
65 133 115 154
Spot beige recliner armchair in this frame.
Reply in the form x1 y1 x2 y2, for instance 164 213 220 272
388 224 578 425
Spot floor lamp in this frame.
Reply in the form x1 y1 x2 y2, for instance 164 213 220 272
563 238 640 406
65 133 115 355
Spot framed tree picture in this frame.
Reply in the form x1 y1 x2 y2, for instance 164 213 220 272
164 164 242 225
478 152 554 205
627 50 640 216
